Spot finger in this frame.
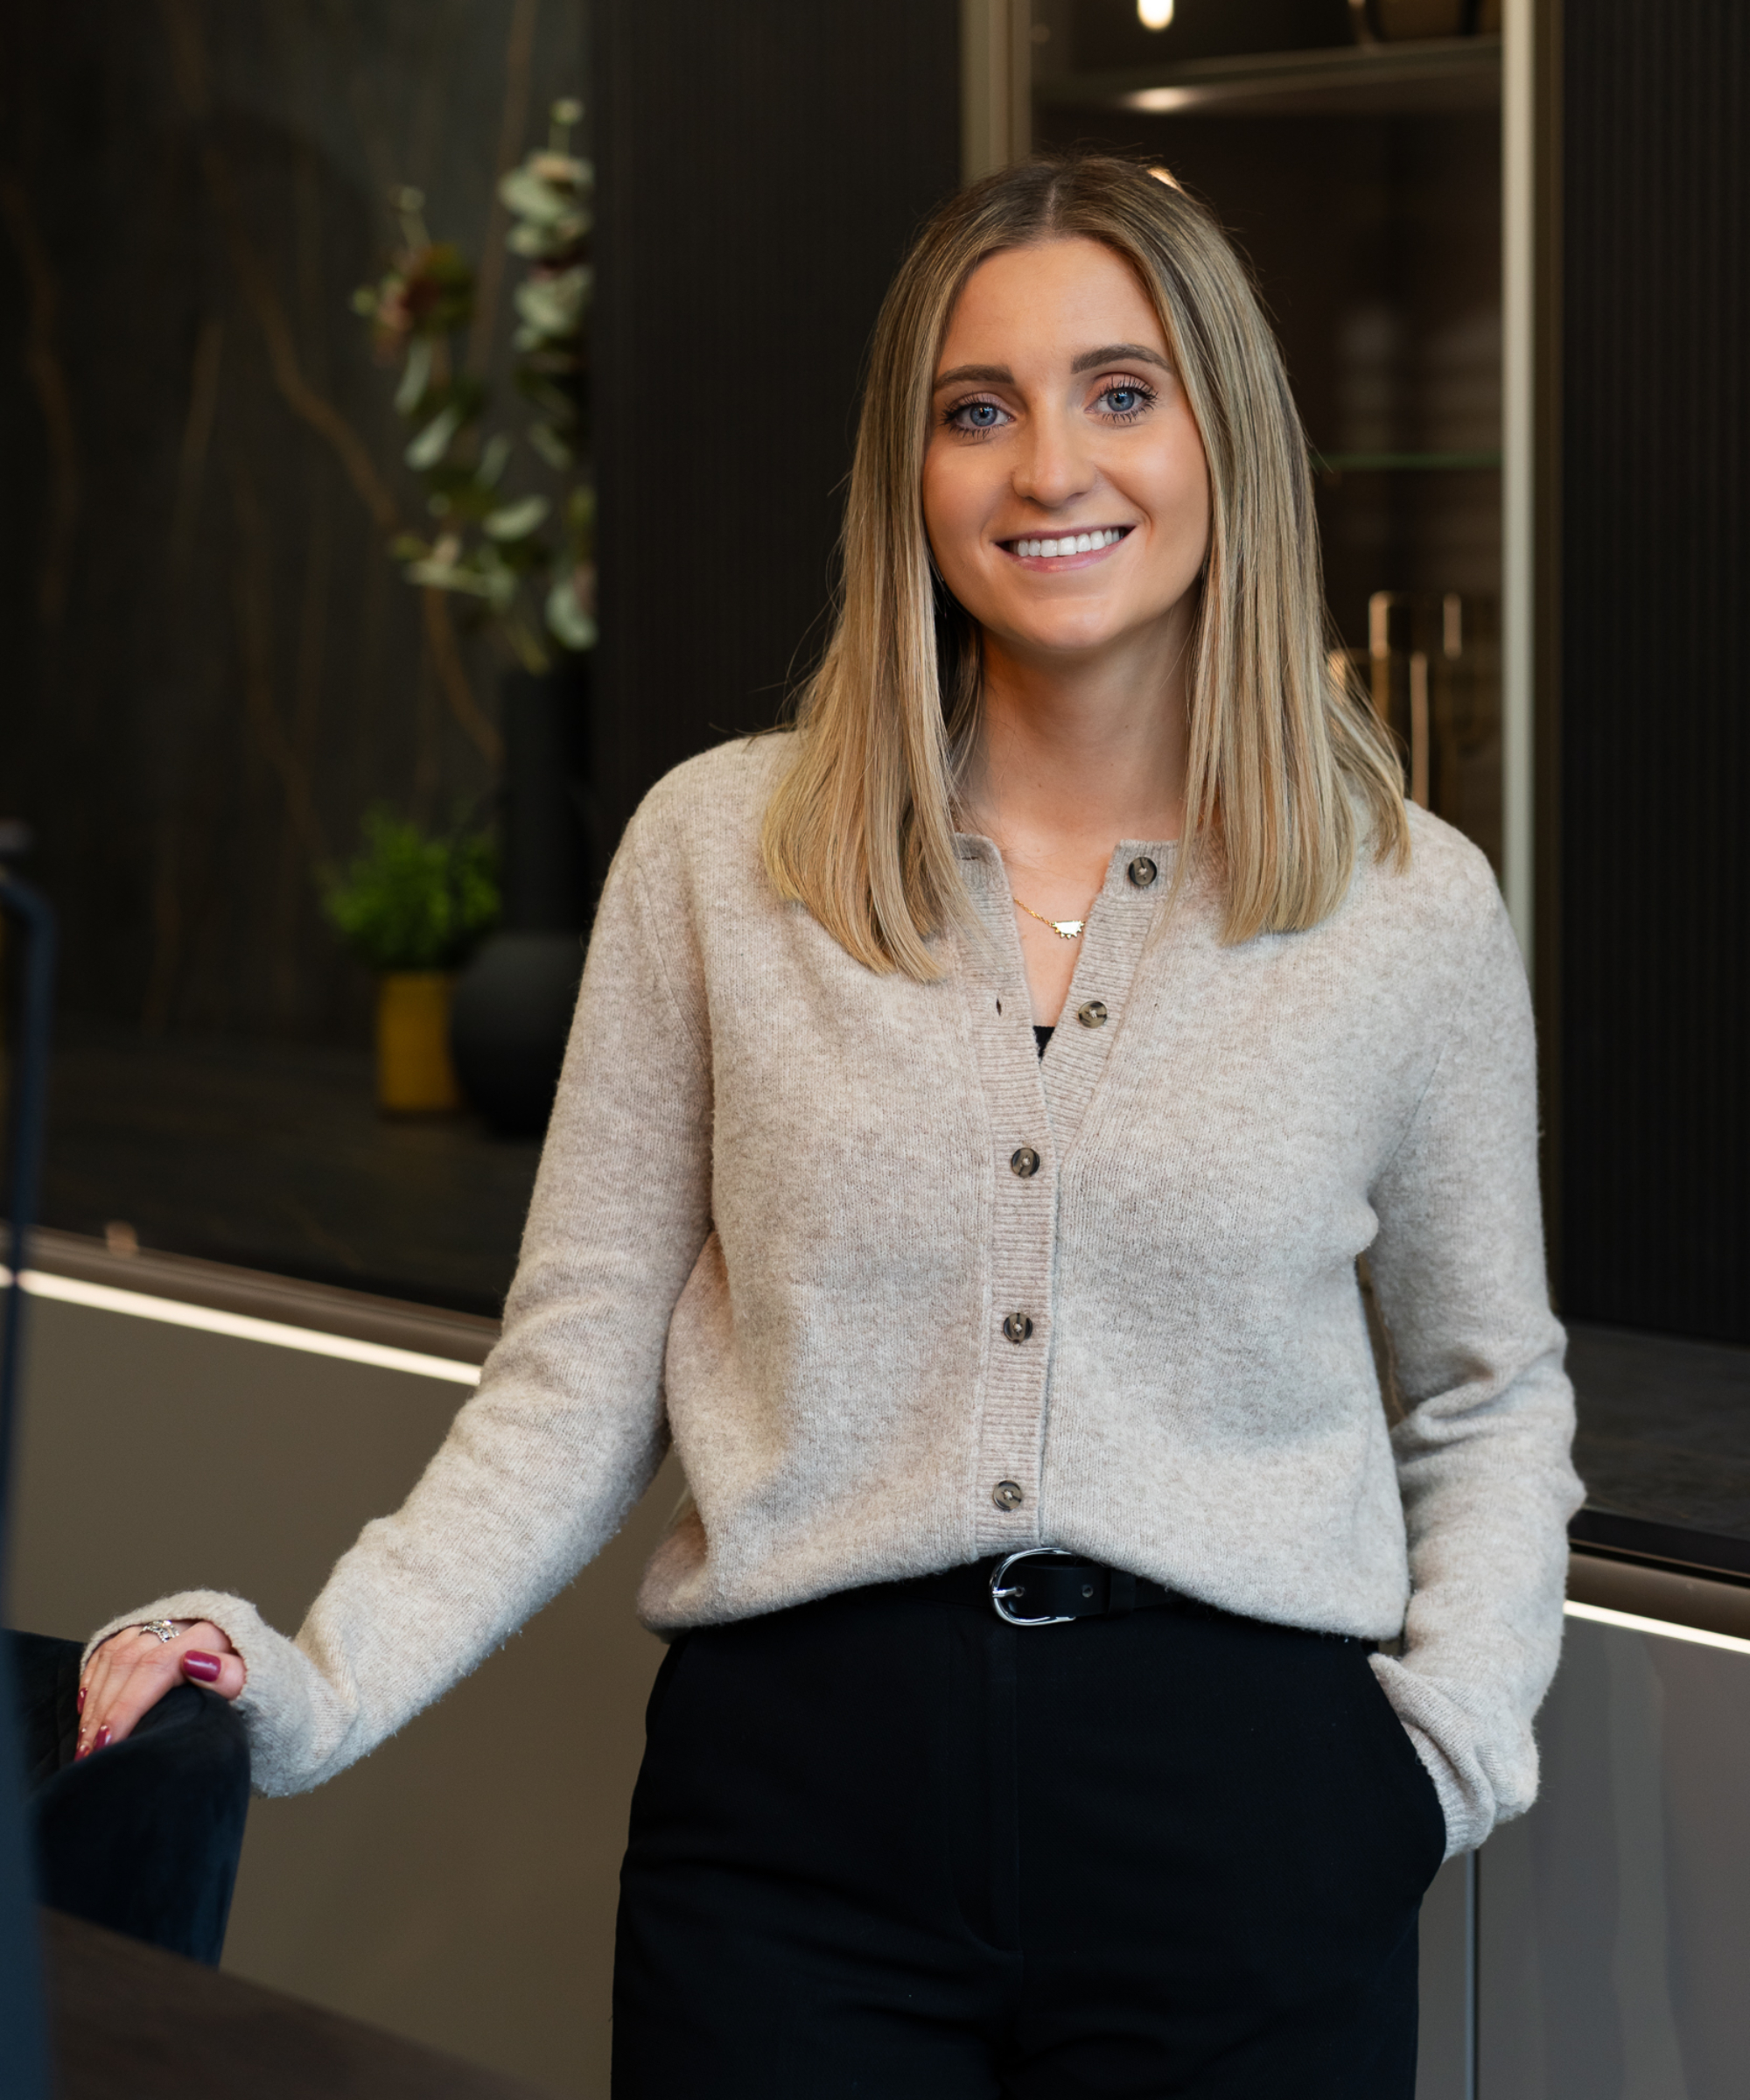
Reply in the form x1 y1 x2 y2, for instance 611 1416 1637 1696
177 1620 238 1662
78 1622 196 1754
80 1619 244 1751
181 1649 248 1699
78 1628 130 1710
173 1620 242 1686
80 1651 186 1753
76 1628 150 1754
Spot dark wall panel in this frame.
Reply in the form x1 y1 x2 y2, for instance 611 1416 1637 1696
0 3 584 1040
591 0 962 842
1559 1 1748 1340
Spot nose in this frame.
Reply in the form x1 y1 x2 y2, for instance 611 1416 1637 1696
1011 402 1096 513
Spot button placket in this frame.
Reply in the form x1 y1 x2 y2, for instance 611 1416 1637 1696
955 834 1170 1553
952 869 1055 1553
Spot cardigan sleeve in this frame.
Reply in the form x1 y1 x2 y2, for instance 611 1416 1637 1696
84 819 714 1796
1364 884 1584 1857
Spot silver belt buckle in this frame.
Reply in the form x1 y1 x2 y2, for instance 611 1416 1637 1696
990 1546 1079 1627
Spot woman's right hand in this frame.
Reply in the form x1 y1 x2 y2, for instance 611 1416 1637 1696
75 1620 247 1759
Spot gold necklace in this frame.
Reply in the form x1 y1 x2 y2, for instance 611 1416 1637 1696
1012 895 1087 942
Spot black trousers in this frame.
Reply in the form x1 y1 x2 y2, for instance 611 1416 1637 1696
612 1572 1446 2098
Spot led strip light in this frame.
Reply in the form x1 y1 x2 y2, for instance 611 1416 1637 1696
1 1266 482 1387
1564 1599 1750 1658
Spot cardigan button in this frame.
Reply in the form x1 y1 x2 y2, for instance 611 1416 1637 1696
992 1480 1026 1511
1127 856 1158 888
1076 1000 1108 1028
1001 1312 1033 1343
1010 1146 1040 1179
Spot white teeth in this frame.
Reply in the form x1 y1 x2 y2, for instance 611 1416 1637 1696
1012 528 1125 557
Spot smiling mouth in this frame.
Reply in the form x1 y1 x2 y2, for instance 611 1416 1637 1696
1000 526 1131 563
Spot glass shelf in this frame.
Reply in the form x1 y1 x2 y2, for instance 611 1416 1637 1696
1035 36 1501 120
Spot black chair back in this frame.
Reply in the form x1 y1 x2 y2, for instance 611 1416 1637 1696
10 1630 250 1966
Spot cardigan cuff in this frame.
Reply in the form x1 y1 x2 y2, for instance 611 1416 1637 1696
1368 1648 1530 1858
83 1589 341 1799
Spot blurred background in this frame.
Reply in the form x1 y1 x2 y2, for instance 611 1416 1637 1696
3 2 592 1312
2 4 1746 2096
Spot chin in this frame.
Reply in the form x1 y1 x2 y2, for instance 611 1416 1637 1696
1006 609 1129 657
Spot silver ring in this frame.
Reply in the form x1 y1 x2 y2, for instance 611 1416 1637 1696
138 1619 179 1644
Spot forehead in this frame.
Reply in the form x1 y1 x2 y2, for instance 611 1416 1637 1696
938 237 1166 365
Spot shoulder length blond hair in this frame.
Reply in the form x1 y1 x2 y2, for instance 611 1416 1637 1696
761 155 1408 978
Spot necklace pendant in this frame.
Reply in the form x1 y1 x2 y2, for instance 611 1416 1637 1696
1011 892 1089 942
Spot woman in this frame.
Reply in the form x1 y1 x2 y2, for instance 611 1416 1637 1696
79 158 1580 2096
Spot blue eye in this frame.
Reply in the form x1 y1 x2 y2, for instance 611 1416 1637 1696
1096 379 1157 420
946 396 1008 433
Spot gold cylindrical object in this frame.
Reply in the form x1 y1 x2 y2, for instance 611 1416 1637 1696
376 971 463 1114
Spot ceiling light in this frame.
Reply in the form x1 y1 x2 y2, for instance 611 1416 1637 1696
1138 0 1175 28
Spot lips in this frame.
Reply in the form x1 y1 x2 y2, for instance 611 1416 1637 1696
1000 525 1132 564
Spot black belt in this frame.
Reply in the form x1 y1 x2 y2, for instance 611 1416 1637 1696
902 1549 1179 1627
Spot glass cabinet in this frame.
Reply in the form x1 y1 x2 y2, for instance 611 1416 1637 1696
1031 0 1507 876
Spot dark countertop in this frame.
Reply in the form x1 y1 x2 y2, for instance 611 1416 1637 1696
1569 1320 1750 1572
43 1018 540 1317
41 1908 559 2099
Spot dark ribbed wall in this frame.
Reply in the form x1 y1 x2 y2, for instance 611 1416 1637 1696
590 0 961 844
1559 2 1748 1340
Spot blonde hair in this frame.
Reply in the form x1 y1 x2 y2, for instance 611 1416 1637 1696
761 155 1408 978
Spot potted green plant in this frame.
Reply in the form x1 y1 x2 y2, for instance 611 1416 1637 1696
322 813 500 1114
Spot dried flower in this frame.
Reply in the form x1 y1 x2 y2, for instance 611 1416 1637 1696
353 96 592 669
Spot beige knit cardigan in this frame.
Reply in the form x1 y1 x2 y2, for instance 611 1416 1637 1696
92 733 1583 1858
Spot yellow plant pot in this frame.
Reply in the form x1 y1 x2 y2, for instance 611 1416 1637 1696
376 971 462 1114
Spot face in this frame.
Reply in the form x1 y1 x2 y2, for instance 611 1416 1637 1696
921 237 1210 668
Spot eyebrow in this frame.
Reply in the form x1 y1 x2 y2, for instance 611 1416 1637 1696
1071 342 1172 375
934 362 1013 388
933 343 1173 389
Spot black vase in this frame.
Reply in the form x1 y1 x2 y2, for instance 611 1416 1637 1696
451 662 601 1137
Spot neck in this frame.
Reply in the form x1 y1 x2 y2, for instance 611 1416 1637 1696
958 602 1193 876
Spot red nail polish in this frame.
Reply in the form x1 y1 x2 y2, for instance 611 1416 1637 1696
182 1651 222 1684
74 1743 89 1760
77 1685 87 1712
94 1726 112 1750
